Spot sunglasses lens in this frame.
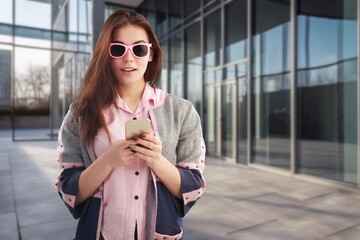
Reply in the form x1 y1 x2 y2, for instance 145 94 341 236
133 44 149 57
110 45 126 57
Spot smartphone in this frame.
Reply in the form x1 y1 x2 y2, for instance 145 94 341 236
125 119 151 139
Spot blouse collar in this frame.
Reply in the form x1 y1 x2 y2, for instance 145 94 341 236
114 82 157 114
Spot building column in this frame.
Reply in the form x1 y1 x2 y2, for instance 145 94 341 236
92 0 105 49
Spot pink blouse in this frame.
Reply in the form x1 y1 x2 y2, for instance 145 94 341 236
93 84 164 240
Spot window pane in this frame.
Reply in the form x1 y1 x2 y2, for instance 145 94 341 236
170 32 183 97
159 41 168 91
0 46 12 131
0 46 12 106
0 24 13 44
0 0 13 24
154 0 168 36
237 63 248 164
225 0 247 63
14 27 51 48
15 0 51 29
14 47 51 140
79 0 90 33
68 0 78 33
78 0 92 53
252 0 291 169
297 0 358 184
169 1 182 28
204 9 221 72
184 0 200 17
185 22 201 112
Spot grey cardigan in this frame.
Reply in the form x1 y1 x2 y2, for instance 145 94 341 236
56 91 206 240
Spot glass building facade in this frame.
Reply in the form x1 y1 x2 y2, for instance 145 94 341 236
0 0 92 140
1 0 359 188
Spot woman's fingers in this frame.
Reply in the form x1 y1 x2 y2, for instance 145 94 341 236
133 133 162 151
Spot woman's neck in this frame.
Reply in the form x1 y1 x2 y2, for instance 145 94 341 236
118 82 146 112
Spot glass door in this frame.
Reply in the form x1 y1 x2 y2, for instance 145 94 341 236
204 81 237 163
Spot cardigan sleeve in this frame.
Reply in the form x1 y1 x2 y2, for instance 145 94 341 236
174 103 206 216
55 108 86 219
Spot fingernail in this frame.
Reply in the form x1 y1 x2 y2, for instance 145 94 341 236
129 144 136 149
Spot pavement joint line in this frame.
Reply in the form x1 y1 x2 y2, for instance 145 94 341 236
8 146 22 240
0 210 17 215
324 222 360 238
232 192 277 202
302 192 336 203
19 216 75 229
226 219 278 235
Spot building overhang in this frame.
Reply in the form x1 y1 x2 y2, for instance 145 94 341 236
105 0 144 8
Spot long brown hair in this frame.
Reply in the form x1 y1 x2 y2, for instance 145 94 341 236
73 9 162 146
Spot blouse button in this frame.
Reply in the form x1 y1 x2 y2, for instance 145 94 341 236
134 195 139 200
133 117 137 120
135 171 140 176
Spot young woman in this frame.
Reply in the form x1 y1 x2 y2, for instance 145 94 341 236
56 9 206 240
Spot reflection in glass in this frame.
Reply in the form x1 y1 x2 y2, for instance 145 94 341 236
78 0 92 53
153 0 168 36
237 63 247 164
68 0 78 33
297 0 357 184
15 0 51 29
185 22 201 112
0 0 12 24
0 46 12 130
184 0 200 17
64 55 75 110
204 85 217 156
79 0 91 33
170 32 183 97
0 24 13 43
252 0 291 169
204 10 221 71
14 28 51 48
14 47 51 139
0 0 92 140
225 0 247 63
52 51 65 133
221 84 235 158
169 1 182 28
159 41 168 92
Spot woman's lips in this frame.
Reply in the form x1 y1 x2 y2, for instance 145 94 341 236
121 67 136 72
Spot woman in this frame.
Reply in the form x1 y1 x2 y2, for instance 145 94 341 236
56 9 206 240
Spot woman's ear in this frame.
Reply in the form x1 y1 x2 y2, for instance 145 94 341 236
148 49 153 62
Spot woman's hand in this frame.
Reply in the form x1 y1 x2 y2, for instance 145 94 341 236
131 133 182 199
101 139 138 169
131 133 163 168
76 139 137 205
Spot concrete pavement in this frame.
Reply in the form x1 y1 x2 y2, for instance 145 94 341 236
1 138 360 239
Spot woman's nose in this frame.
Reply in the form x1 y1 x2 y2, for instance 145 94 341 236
122 49 134 61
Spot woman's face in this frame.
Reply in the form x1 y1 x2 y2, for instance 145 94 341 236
109 25 152 87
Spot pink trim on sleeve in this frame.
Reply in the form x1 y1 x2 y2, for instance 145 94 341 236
176 162 204 173
182 175 206 205
59 162 84 169
61 191 77 208
154 228 183 240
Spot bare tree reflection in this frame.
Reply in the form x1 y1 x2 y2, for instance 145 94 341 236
15 64 50 111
